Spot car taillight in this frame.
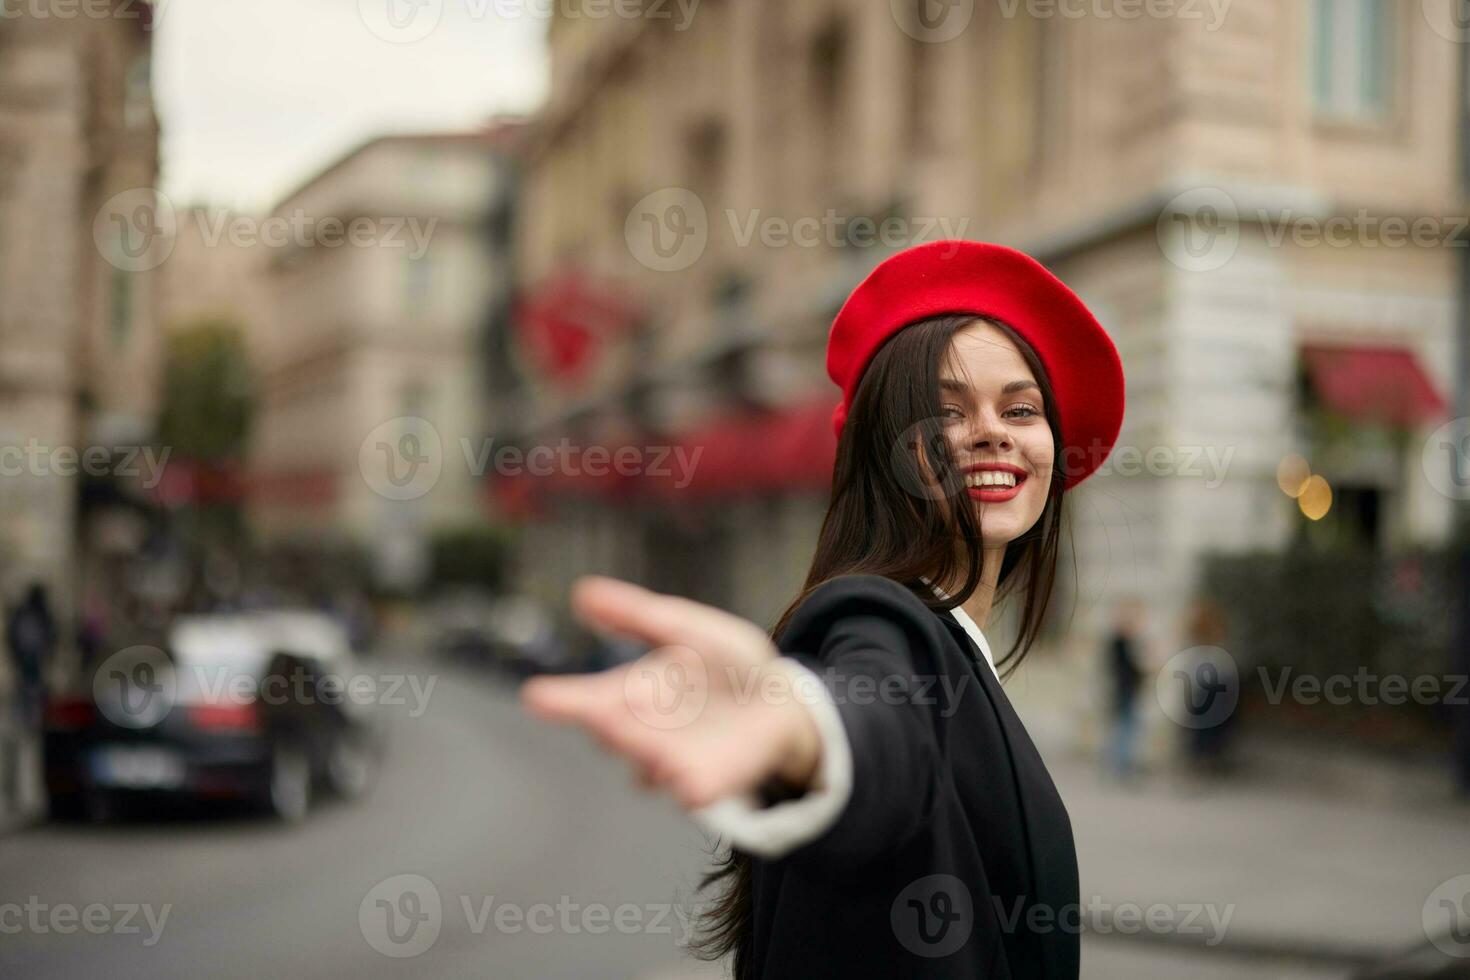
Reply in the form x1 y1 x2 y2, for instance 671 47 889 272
44 697 95 731
189 701 261 733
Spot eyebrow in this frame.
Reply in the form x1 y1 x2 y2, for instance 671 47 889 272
939 378 1042 397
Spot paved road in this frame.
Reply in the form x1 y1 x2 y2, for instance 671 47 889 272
1 656 1452 979
0 662 724 980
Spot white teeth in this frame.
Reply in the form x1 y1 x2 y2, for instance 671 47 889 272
966 471 1018 488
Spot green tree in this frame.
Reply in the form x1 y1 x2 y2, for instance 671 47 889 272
156 317 254 461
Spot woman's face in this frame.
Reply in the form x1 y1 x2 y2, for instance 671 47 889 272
932 320 1055 546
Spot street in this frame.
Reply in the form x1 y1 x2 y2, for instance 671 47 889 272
1 656 1463 979
0 661 723 980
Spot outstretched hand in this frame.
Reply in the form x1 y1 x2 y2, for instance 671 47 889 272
519 576 821 812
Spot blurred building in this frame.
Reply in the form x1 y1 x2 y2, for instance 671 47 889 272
0 1 161 825
508 0 1466 655
0 4 161 616
158 205 274 337
250 132 518 592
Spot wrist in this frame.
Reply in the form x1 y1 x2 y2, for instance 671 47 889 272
767 659 822 789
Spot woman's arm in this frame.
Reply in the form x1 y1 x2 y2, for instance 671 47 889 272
758 576 949 872
689 656 855 857
519 574 949 874
520 576 832 813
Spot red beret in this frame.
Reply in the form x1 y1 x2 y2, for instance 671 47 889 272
827 240 1125 491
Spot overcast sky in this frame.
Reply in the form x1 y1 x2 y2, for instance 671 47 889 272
152 0 549 213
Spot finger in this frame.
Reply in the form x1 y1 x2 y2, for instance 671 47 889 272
570 575 770 655
519 665 631 726
524 667 681 772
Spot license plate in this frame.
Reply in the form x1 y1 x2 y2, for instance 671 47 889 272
90 746 186 789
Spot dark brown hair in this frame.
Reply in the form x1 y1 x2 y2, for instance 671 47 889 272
687 313 1072 976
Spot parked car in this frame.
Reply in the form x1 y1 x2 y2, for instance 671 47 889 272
429 590 569 676
43 609 386 823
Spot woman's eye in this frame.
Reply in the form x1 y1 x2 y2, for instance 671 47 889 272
1004 405 1040 419
941 405 965 419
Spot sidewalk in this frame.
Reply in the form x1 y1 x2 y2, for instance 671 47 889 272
1007 652 1470 964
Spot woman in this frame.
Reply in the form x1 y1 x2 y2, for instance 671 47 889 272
521 240 1126 978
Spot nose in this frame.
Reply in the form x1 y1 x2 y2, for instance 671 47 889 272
969 406 1013 452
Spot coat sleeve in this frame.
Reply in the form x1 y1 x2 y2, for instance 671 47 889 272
714 575 953 873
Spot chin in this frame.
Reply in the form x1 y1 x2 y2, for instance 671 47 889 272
980 530 1023 549
973 505 1045 544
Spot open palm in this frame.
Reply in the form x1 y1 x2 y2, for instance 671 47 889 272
519 576 819 812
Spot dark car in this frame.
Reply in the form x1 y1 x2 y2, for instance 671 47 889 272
44 610 385 823
429 589 570 676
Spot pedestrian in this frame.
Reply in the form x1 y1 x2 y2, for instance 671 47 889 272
76 588 110 674
1182 597 1236 777
1102 596 1147 781
520 241 1125 978
6 582 57 733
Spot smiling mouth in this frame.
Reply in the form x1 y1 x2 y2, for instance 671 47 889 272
963 471 1025 490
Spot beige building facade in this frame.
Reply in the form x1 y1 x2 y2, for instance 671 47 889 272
511 0 1467 667
0 2 162 821
0 3 161 613
250 132 518 590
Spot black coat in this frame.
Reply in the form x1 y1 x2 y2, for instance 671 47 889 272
742 574 1080 979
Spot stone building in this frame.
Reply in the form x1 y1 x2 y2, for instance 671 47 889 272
250 131 519 591
0 2 161 625
0 0 162 822
508 0 1467 668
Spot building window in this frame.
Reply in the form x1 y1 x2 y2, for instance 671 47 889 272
124 56 152 131
810 18 848 196
1463 38 1470 195
110 268 132 348
1310 0 1394 120
686 119 726 209
401 379 429 419
904 26 934 156
610 186 636 247
403 253 433 314
1025 18 1064 179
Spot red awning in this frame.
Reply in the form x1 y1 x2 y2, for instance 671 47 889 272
485 441 638 514
151 459 248 507
1301 343 1448 427
646 396 837 499
484 396 839 511
151 461 338 508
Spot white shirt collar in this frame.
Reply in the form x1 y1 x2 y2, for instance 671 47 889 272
919 576 998 679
